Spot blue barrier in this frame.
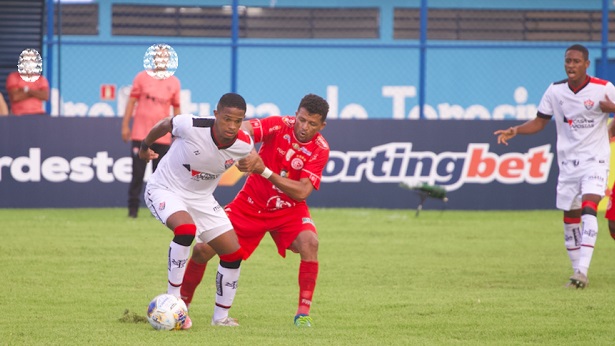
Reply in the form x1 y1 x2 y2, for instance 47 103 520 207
0 117 558 209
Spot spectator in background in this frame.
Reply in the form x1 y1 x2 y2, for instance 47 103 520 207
5 71 49 115
121 45 181 218
0 92 8 116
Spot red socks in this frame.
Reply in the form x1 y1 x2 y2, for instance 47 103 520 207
297 261 318 316
180 259 207 306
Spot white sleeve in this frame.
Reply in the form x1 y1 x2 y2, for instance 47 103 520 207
606 82 615 102
171 114 191 138
536 84 554 117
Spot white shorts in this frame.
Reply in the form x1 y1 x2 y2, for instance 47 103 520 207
556 159 609 211
144 185 233 244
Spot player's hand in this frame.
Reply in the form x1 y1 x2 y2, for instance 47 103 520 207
599 94 615 113
493 127 517 146
138 148 159 162
236 152 264 173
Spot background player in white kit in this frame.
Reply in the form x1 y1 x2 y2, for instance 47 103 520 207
494 44 615 289
139 92 254 328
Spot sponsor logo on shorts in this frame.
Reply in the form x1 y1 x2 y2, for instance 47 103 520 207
302 217 314 225
159 202 165 210
588 174 605 183
562 160 580 167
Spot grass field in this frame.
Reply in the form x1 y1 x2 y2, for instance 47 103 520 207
2 208 615 345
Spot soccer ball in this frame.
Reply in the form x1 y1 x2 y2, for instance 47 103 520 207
146 294 188 330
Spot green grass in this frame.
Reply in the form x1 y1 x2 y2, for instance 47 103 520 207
2 208 615 345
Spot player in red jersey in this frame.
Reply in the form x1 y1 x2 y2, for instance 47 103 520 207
180 93 329 327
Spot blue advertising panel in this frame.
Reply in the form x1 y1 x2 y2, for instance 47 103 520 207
0 117 557 210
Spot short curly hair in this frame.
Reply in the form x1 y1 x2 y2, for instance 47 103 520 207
218 92 247 112
298 94 329 121
566 44 589 61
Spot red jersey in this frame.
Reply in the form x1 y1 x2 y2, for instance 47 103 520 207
239 116 329 211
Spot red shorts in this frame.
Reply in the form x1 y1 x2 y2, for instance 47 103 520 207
225 197 317 259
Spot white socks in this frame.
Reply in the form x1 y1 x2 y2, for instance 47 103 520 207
213 265 240 321
563 222 581 272
578 214 598 276
167 241 190 297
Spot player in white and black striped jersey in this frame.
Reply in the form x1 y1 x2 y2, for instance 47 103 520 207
495 44 615 289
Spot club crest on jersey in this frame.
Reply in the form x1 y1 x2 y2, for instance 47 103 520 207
224 159 235 170
291 157 304 170
584 99 594 110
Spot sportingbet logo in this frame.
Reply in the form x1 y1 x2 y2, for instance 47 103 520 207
323 142 553 191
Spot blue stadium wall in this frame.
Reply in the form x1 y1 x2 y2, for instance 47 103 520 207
45 0 610 121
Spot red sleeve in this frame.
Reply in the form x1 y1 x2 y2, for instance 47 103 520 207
301 142 329 190
256 116 286 143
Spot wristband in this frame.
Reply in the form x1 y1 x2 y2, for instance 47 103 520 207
260 167 273 179
140 141 151 151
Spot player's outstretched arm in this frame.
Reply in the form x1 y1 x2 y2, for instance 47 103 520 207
494 117 549 145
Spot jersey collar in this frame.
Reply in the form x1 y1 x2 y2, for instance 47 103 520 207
568 75 590 94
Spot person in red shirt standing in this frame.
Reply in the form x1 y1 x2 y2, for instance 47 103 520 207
5 71 49 115
121 46 181 218
180 94 329 327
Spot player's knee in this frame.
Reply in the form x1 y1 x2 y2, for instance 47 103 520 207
581 201 598 216
295 232 319 255
192 243 215 263
219 248 244 269
173 224 196 246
